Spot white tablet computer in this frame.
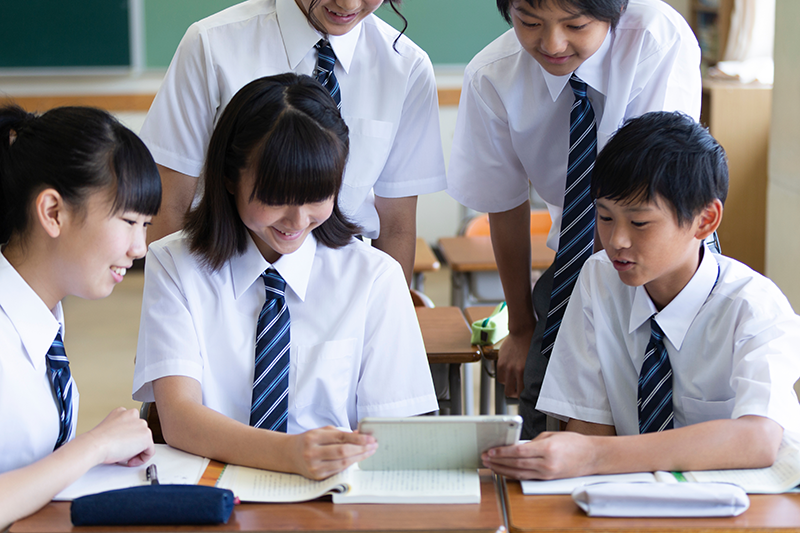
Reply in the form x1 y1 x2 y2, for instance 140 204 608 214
357 415 522 471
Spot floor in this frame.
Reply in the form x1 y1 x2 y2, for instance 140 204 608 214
64 266 509 436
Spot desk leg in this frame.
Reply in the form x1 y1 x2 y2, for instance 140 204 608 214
412 272 424 293
480 357 492 415
448 363 462 415
464 363 474 415
451 271 469 309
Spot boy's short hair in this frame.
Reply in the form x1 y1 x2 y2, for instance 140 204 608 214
497 0 628 29
591 111 728 227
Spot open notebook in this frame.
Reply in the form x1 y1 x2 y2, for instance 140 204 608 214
521 437 800 495
54 444 480 504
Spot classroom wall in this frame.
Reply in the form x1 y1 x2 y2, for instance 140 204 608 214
144 0 510 69
766 0 800 310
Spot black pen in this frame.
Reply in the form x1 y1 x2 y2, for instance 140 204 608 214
146 464 160 485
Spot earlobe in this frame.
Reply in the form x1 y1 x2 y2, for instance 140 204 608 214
35 189 66 238
695 199 723 241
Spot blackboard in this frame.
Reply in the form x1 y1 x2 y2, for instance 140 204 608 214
0 0 130 68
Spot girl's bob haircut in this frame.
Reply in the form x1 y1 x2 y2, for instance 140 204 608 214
0 105 161 246
186 73 361 271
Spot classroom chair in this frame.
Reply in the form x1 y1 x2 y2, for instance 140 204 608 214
139 402 166 445
458 210 551 307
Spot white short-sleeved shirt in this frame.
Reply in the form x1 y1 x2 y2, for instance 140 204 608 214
139 0 446 239
537 244 800 440
0 253 79 474
447 0 701 250
133 233 438 432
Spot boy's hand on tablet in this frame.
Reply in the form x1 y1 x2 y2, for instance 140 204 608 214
496 331 532 398
481 432 598 480
81 407 156 468
290 427 378 480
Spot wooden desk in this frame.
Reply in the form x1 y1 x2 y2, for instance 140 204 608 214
438 236 554 309
413 238 441 293
416 306 481 415
10 474 504 533
502 478 800 533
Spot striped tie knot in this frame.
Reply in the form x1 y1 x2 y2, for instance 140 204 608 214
314 39 341 109
261 270 286 300
47 330 74 449
638 318 674 434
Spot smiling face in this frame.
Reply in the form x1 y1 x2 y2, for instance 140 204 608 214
232 170 334 263
297 0 384 36
57 191 151 301
510 0 609 77
595 195 715 310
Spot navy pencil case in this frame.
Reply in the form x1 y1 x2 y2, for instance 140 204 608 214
70 484 235 526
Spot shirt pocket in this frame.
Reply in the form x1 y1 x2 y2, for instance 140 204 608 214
294 338 358 411
680 396 736 425
342 117 394 188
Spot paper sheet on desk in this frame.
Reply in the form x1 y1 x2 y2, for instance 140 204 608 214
54 444 209 501
521 472 664 494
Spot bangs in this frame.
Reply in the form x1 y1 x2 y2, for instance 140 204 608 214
108 125 162 216
250 109 345 206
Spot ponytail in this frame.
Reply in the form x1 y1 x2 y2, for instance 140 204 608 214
0 105 36 244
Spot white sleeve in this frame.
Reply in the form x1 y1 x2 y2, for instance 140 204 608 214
729 295 800 436
138 23 220 177
132 246 204 402
446 67 531 214
372 53 446 199
537 264 615 426
622 25 702 123
356 260 438 419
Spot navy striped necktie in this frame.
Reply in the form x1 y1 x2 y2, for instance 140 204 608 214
541 74 597 357
314 39 341 109
47 330 74 449
638 318 674 433
250 270 291 432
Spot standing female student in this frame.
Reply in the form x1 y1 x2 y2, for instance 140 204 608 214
0 105 158 529
140 0 446 284
132 74 438 481
446 0 703 438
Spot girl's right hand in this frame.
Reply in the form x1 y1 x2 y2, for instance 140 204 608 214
82 407 156 467
289 427 377 480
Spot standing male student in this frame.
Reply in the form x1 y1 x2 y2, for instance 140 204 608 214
446 0 701 438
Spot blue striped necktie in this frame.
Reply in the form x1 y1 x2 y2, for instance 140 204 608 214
541 75 597 357
638 318 674 433
47 331 74 449
250 270 291 432
314 39 341 109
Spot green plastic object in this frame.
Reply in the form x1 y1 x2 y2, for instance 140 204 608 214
470 302 509 345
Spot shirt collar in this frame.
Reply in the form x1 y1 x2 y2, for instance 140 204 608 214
540 27 612 102
0 252 63 370
231 232 317 302
276 0 360 74
629 243 718 350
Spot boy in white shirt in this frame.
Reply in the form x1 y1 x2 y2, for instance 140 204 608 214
446 0 702 438
482 111 800 479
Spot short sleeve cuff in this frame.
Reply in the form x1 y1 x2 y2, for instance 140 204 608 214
132 359 204 403
372 173 447 199
536 397 615 427
358 394 439 419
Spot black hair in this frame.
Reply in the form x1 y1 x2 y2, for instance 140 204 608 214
185 73 361 271
305 0 407 51
497 0 628 30
0 105 161 245
591 111 728 227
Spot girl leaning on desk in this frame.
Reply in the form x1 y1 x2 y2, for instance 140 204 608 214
0 105 157 529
